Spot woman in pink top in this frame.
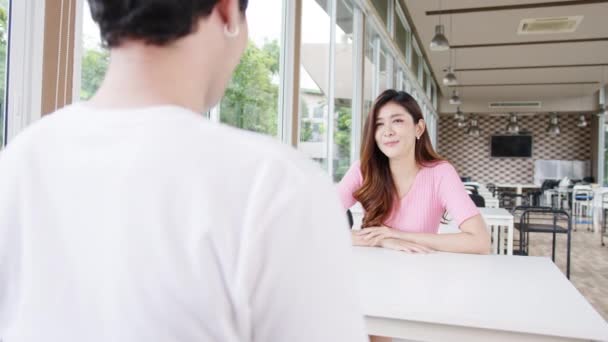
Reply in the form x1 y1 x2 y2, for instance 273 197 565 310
338 89 490 255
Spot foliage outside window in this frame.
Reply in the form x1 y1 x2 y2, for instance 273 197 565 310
0 0 9 147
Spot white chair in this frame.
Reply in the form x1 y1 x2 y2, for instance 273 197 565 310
572 184 593 231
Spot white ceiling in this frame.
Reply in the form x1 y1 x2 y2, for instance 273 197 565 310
403 0 608 111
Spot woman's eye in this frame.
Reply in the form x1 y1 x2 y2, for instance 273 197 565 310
394 119 403 123
376 122 384 127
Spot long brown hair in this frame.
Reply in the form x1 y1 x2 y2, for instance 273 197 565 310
354 89 444 228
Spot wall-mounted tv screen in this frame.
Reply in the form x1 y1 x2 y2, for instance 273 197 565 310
491 135 532 158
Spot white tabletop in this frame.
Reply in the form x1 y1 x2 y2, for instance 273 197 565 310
354 247 608 341
496 183 539 189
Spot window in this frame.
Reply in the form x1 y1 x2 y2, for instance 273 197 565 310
605 125 608 185
298 0 331 170
219 0 282 137
313 105 325 119
422 71 427 96
371 0 389 28
379 48 388 93
411 47 420 82
80 1 109 100
394 5 410 62
363 23 377 121
0 0 9 148
333 0 354 182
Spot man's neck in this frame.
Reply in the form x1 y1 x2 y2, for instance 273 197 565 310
88 44 210 113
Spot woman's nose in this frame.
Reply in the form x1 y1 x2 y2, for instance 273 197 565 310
383 125 394 136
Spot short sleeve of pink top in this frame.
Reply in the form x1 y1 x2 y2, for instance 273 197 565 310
337 160 480 233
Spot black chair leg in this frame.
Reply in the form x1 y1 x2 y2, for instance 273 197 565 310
567 225 572 279
519 228 524 255
552 230 556 262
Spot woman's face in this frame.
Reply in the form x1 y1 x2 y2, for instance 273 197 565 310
374 102 422 160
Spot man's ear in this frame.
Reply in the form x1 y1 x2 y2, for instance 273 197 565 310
215 0 241 31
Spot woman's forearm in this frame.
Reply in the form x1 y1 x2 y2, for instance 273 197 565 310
395 215 491 254
394 231 490 254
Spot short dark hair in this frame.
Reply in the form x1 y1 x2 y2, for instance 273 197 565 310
88 0 249 47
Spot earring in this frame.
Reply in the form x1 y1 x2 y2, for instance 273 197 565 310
224 24 240 38
416 136 420 140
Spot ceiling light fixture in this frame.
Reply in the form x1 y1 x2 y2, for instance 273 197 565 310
430 0 450 51
449 90 461 105
467 115 480 137
577 114 588 128
546 112 561 136
506 113 520 134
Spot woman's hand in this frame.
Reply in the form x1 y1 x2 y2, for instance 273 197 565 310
351 231 379 246
355 225 399 245
380 238 435 253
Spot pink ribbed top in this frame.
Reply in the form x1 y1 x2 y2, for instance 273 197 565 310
337 161 479 233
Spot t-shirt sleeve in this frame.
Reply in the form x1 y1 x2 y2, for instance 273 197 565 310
336 161 363 210
435 162 480 226
240 159 368 342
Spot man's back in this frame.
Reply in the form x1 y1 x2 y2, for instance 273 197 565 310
0 104 367 341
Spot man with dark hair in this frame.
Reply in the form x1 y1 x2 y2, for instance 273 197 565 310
0 1 367 341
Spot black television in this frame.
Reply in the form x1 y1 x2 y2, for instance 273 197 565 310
491 135 532 158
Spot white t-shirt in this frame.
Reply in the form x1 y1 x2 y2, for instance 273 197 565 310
0 104 367 342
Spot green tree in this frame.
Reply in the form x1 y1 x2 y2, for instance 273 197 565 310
299 100 313 141
333 105 351 181
0 3 7 146
220 40 279 136
80 48 109 100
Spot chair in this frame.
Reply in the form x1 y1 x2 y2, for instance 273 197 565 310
514 207 572 278
583 176 595 183
602 192 608 247
499 192 528 211
603 208 607 247
486 183 497 197
469 193 485 207
464 185 479 195
346 209 354 229
529 179 558 207
571 184 593 231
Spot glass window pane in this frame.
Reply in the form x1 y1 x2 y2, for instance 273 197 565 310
80 1 109 101
333 0 354 182
372 0 389 27
0 0 9 148
363 22 376 124
220 0 282 137
299 0 331 170
411 49 419 81
605 124 608 185
422 69 428 96
379 48 387 93
395 18 407 58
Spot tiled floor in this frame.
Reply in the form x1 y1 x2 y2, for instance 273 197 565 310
520 226 608 321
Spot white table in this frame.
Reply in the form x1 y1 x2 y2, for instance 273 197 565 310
496 183 539 205
484 197 499 208
441 207 513 255
354 247 608 341
480 207 514 255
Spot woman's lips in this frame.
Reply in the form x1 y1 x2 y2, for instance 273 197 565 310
384 141 399 147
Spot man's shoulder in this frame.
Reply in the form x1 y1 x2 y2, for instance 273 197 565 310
212 124 329 188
